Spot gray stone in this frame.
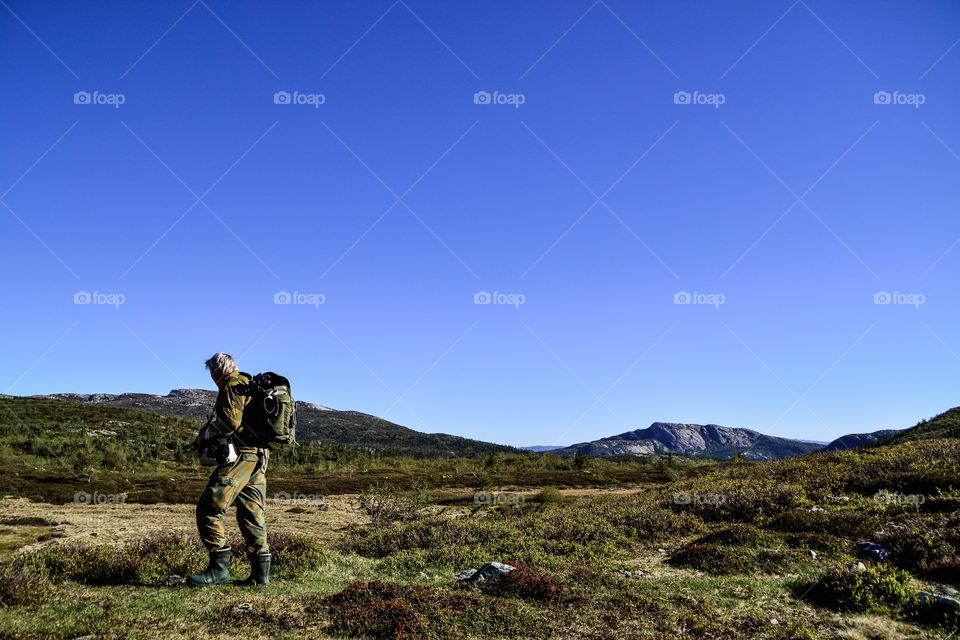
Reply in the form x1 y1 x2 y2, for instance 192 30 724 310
454 568 478 581
463 562 516 583
846 562 866 573
919 592 960 612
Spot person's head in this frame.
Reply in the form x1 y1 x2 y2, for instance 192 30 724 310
204 352 238 388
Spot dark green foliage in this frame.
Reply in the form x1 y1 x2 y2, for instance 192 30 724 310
766 507 879 538
804 562 918 613
669 525 813 576
345 495 704 572
886 407 960 444
875 513 960 584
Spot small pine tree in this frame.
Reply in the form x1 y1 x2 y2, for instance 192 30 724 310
574 449 587 470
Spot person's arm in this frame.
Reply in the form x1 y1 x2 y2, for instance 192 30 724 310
213 380 248 437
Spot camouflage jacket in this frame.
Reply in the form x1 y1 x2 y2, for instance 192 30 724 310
212 371 259 452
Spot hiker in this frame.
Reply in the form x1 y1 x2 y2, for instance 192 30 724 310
187 353 271 587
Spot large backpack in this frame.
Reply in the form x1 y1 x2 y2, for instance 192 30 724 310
239 371 297 447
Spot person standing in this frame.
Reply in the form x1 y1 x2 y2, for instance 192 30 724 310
188 352 271 587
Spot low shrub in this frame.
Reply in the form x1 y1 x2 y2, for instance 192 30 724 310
875 514 960 584
477 563 564 603
0 568 53 607
358 483 429 528
766 507 878 538
11 530 326 586
804 562 918 613
670 526 812 576
529 487 565 504
320 580 526 640
236 530 328 579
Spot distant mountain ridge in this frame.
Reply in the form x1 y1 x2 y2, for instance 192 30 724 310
552 422 823 461
37 389 516 458
822 429 902 452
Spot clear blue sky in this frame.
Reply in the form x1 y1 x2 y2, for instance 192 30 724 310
2 0 959 447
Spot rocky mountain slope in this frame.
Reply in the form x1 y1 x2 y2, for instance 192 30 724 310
552 422 823 460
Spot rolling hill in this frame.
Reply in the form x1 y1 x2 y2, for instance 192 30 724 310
35 389 516 458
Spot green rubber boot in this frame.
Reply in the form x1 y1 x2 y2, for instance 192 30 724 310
235 553 271 586
187 548 232 587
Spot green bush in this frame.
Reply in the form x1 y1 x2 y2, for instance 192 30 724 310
358 483 429 528
239 530 329 579
529 487 565 504
805 562 918 613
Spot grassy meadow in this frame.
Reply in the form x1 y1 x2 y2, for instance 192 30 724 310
0 396 957 638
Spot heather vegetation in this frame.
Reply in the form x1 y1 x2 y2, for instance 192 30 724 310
0 399 958 638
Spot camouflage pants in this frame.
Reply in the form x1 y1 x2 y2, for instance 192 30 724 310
196 450 269 554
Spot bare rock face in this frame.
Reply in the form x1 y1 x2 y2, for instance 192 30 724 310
166 389 215 401
554 422 822 461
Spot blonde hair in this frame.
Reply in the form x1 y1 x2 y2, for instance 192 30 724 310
204 352 238 378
